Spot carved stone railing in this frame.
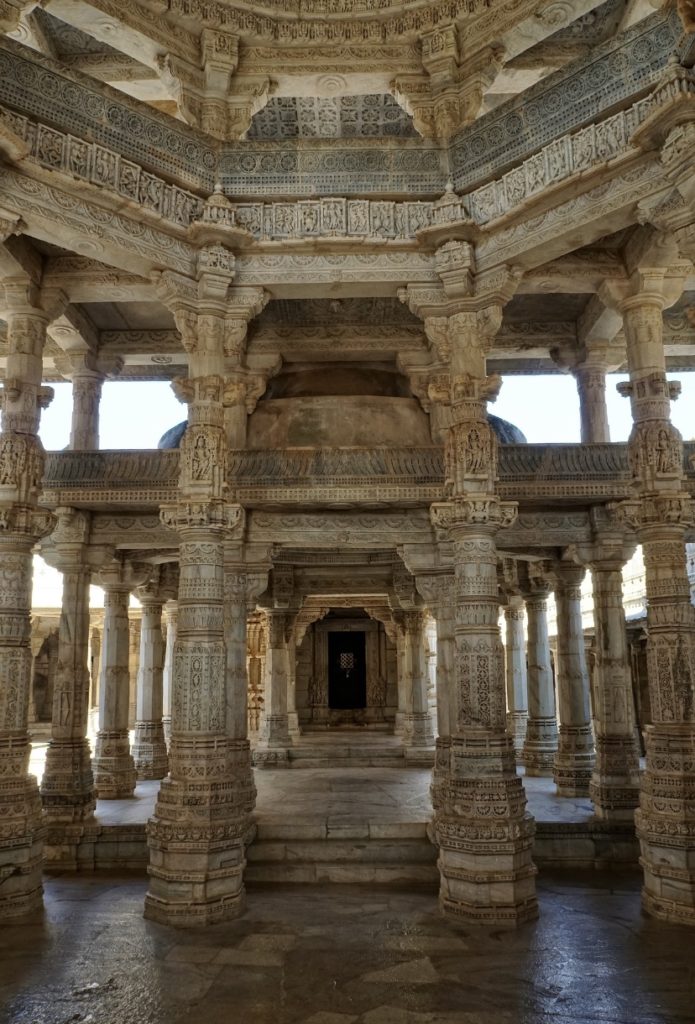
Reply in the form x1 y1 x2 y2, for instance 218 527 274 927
39 443 695 511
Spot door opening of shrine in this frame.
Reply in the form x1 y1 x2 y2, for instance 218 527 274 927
328 631 367 710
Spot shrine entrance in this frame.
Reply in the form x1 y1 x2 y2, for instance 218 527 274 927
328 630 367 710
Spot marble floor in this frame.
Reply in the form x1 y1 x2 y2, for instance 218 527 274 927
2 871 693 1024
93 769 593 828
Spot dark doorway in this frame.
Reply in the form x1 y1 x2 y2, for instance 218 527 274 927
328 631 367 710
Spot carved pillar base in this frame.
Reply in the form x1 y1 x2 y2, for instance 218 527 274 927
93 730 137 798
259 713 292 748
41 737 95 823
434 734 537 926
521 717 558 776
132 721 169 780
553 724 595 797
0 739 44 918
636 724 695 924
145 741 254 928
589 735 641 822
403 711 435 747
506 710 527 757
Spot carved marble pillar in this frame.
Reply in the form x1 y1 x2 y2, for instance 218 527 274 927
573 364 611 444
132 587 168 781
520 574 558 777
40 509 96 833
421 300 536 926
162 602 177 747
259 609 292 751
415 572 455 813
607 257 695 923
401 610 435 748
145 264 266 926
70 373 102 450
586 535 641 821
393 623 407 736
0 286 56 917
127 617 141 730
223 557 265 814
504 596 528 756
93 563 139 799
553 561 595 797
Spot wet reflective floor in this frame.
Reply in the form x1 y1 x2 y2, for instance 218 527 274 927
2 871 693 1024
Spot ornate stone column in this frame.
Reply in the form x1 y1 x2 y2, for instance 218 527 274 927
258 609 292 753
127 617 141 730
404 265 536 924
162 601 177 747
581 523 641 822
223 552 267 811
145 246 266 925
520 567 558 777
414 570 455 814
39 509 97 842
93 560 143 798
552 560 595 797
602 236 695 922
504 595 528 756
401 610 435 749
573 363 611 444
0 277 56 917
132 577 168 781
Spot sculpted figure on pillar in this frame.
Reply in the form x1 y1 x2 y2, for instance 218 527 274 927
519 561 558 778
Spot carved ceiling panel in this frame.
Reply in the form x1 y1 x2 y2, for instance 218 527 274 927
247 94 417 140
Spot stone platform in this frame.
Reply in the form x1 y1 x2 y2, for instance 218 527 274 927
41 765 638 877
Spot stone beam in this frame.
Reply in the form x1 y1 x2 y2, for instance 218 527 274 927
42 258 155 304
43 0 198 69
0 166 196 279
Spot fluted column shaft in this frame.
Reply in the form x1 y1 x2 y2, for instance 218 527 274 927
521 589 558 776
589 558 640 821
132 598 168 780
553 563 595 797
504 597 528 755
93 585 136 798
41 518 96 827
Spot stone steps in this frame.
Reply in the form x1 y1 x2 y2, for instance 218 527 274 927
253 744 436 770
245 820 439 887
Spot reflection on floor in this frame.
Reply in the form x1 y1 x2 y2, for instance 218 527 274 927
2 872 691 1024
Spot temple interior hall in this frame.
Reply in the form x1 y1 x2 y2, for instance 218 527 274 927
2 0 695 1021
